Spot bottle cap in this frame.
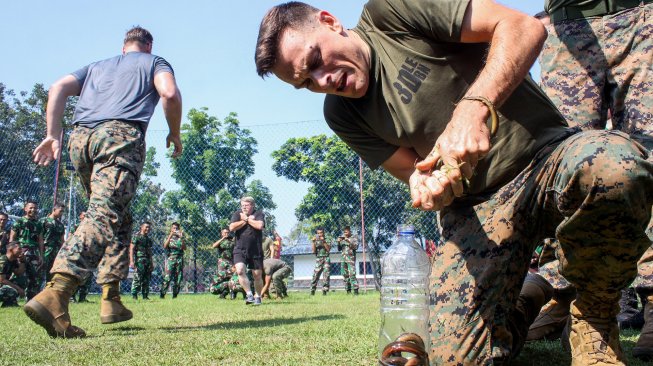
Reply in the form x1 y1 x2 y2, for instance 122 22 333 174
397 224 415 235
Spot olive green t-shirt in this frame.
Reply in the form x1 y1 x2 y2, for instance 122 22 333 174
545 0 603 14
325 0 568 203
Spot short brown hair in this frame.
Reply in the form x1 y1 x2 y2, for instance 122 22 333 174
124 26 153 46
255 2 320 78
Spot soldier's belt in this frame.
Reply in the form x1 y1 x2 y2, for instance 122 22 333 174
550 0 652 23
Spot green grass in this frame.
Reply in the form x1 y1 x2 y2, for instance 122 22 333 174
0 292 647 366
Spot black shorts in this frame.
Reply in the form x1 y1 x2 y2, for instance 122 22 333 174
233 247 264 270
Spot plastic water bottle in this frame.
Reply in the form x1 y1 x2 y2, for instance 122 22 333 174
378 224 431 359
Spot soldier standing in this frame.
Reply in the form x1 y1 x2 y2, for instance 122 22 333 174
40 203 66 283
10 200 43 300
310 228 331 296
160 222 185 299
26 26 182 338
337 226 359 295
71 211 91 303
0 242 26 307
130 222 154 300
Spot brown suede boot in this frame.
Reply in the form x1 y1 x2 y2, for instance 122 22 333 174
562 298 625 366
527 286 576 341
633 294 653 361
23 273 86 338
100 282 133 324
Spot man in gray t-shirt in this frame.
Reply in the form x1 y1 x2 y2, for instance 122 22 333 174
28 26 183 339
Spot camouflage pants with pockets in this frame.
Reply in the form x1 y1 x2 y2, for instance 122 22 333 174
160 255 183 296
310 257 330 291
429 130 653 365
539 3 653 291
271 265 292 295
51 120 145 286
341 253 359 291
131 259 152 296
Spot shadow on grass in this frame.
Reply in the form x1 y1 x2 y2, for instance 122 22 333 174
105 326 147 333
159 314 346 333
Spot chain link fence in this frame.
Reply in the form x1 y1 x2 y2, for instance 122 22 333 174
1 94 441 295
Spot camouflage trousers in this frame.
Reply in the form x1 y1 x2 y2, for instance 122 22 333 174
160 255 183 296
229 276 244 293
310 257 330 291
130 258 153 297
0 284 19 307
14 253 42 300
51 121 145 285
271 265 292 295
430 130 653 365
43 244 60 282
539 4 653 290
210 260 233 295
74 273 92 301
341 253 359 291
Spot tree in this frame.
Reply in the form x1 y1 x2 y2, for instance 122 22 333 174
0 82 82 219
272 134 440 288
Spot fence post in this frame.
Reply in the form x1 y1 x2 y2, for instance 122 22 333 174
52 130 64 206
359 157 367 291
193 241 198 293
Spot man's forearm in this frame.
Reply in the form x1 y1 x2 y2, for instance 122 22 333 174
162 93 182 136
463 13 545 106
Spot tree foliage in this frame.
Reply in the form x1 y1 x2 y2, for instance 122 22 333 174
0 82 84 217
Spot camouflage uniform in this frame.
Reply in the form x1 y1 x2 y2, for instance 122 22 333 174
0 254 21 307
430 130 652 364
310 238 331 292
40 216 65 282
263 258 292 296
0 229 8 255
12 217 43 300
51 120 145 286
210 262 233 295
337 236 359 292
215 237 234 275
130 234 154 298
160 234 184 297
539 2 653 291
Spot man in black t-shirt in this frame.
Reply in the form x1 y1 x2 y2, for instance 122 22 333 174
229 197 265 306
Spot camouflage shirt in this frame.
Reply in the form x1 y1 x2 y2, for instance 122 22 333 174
40 217 65 249
132 234 154 261
12 217 43 249
0 230 8 255
0 254 19 278
313 238 330 258
216 238 234 261
166 234 184 257
338 236 358 258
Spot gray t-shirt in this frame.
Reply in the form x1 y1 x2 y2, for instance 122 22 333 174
71 51 173 128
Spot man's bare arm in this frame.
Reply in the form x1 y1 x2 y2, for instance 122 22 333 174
154 72 183 158
33 75 81 166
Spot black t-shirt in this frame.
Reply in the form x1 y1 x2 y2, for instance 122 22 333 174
230 210 265 256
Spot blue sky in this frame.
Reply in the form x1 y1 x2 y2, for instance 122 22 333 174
0 1 544 236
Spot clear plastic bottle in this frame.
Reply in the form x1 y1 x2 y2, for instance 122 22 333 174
378 224 431 359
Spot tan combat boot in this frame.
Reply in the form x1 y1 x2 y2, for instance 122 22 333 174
633 294 653 361
563 299 625 366
527 286 576 341
100 282 133 324
23 273 86 338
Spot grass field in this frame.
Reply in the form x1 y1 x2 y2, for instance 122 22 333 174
0 291 646 366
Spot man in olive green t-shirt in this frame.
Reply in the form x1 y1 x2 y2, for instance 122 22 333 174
255 1 653 364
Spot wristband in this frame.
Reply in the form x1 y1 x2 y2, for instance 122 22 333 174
460 95 499 137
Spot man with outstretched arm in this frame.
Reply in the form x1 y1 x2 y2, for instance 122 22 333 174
255 1 653 364
26 26 182 338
